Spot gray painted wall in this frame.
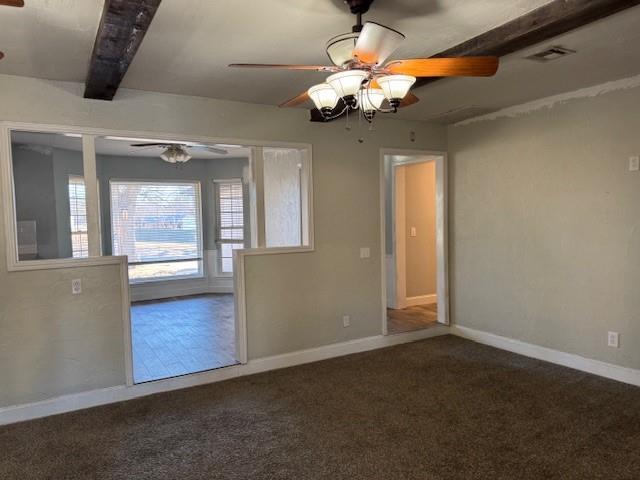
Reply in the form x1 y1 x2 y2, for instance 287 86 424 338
448 85 640 370
12 146 64 260
0 74 446 407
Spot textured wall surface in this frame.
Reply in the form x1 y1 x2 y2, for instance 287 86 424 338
0 74 446 405
404 161 437 298
448 86 640 369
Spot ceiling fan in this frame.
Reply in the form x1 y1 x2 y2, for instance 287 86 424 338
0 0 24 61
130 142 229 164
229 0 498 122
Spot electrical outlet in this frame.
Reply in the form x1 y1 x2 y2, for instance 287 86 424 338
607 331 619 348
342 315 351 328
71 279 82 295
410 227 417 237
630 156 640 172
359 247 370 259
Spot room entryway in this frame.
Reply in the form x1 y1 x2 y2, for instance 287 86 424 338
382 150 448 334
131 294 235 383
387 303 438 334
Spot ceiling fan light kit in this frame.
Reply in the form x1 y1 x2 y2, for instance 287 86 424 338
160 145 192 164
376 74 416 109
307 83 339 116
229 0 499 126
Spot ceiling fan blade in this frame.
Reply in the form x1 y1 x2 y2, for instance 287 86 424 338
353 22 405 65
0 0 24 6
399 92 420 108
229 63 338 72
204 146 228 155
386 57 499 77
280 91 310 108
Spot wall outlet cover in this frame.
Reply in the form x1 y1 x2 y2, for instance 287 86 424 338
342 315 351 328
607 331 619 348
629 156 640 172
71 279 82 295
359 247 370 259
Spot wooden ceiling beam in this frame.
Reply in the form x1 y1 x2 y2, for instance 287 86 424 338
413 0 640 89
84 0 162 100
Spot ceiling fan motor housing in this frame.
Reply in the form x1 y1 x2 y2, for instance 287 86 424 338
344 0 375 15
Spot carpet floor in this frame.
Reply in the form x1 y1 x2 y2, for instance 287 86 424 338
1 335 639 480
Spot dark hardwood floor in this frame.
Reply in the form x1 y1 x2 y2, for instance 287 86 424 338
387 303 438 334
131 293 237 383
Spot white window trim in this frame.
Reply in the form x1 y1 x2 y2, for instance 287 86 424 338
0 121 313 272
108 178 205 284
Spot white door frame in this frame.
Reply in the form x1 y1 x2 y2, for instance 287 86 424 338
380 148 449 335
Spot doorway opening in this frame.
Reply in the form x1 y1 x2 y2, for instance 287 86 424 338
381 150 448 335
92 137 311 383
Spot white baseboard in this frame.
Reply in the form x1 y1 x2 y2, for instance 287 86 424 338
451 325 640 387
405 294 437 307
0 325 450 426
130 280 233 302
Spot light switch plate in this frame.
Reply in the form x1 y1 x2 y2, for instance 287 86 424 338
342 315 351 327
630 156 640 172
360 247 370 259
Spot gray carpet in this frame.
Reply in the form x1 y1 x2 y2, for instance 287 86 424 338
1 335 639 479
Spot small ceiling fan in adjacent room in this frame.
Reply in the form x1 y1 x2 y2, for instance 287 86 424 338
0 0 24 61
130 142 229 164
229 0 499 123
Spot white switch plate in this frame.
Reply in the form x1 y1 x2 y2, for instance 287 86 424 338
410 227 417 237
360 247 370 259
630 156 640 172
607 331 619 348
71 279 82 295
342 315 350 328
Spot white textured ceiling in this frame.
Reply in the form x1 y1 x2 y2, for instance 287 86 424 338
1 0 639 123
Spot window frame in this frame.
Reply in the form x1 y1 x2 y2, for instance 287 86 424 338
0 121 313 273
108 178 205 284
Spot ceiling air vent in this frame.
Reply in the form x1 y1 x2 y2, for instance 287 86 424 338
526 46 576 62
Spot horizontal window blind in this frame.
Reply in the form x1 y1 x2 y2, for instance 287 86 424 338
110 181 202 267
216 181 244 273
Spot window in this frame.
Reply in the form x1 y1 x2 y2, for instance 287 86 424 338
110 180 203 282
68 176 88 258
216 180 244 273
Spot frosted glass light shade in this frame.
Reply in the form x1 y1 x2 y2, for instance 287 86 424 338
308 83 339 111
357 88 385 112
326 32 359 66
376 74 416 100
326 70 369 98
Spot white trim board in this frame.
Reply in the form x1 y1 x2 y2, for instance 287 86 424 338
451 325 640 387
0 325 449 426
405 294 437 307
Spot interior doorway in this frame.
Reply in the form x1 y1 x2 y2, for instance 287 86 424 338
381 150 448 335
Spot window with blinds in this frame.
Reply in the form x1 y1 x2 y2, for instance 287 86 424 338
68 176 88 258
215 180 244 274
110 180 203 282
